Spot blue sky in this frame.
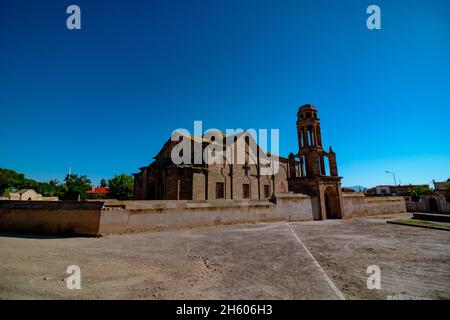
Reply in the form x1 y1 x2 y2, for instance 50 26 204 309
0 0 449 187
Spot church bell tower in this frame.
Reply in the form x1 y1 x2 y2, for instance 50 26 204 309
288 104 344 220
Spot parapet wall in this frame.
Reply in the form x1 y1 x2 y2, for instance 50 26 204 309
98 194 311 235
0 201 104 236
405 195 450 214
406 200 428 212
0 193 407 236
342 193 406 218
271 193 316 221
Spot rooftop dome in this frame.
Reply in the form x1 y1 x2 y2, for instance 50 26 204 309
298 104 317 113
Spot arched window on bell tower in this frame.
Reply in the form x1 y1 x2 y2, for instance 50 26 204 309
296 104 333 178
297 104 322 151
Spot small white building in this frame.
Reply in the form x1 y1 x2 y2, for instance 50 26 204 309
375 185 393 195
8 189 43 201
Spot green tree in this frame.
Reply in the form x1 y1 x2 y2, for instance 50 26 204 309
1 187 15 197
108 174 134 200
410 185 430 202
0 168 28 194
33 181 62 197
61 173 92 200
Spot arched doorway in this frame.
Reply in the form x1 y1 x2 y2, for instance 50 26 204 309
324 186 342 219
428 198 439 213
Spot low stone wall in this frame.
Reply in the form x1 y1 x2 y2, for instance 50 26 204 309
271 193 316 221
99 194 312 235
0 193 408 236
42 197 59 201
406 195 450 214
406 200 427 212
0 201 104 236
342 193 406 218
439 202 450 214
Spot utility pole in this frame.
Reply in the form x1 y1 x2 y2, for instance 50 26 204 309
386 171 397 195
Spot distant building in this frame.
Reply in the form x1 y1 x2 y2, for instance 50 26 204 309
366 184 428 196
397 179 450 214
0 189 57 201
86 186 110 196
433 179 450 192
14 189 42 201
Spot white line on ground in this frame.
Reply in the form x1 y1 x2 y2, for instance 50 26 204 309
286 222 346 300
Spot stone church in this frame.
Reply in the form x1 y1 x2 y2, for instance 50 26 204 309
287 104 343 220
134 104 343 219
133 130 290 201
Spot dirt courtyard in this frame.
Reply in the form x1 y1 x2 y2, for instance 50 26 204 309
0 213 449 300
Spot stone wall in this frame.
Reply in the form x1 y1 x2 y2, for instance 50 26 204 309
271 193 315 221
0 193 407 236
98 195 310 235
42 197 59 201
0 201 104 236
406 194 450 214
439 200 450 214
406 200 428 212
342 193 406 218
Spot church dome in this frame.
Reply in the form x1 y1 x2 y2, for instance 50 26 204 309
298 104 317 113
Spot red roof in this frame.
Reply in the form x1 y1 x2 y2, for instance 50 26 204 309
86 187 110 194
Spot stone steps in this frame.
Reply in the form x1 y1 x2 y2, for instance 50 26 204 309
413 212 450 223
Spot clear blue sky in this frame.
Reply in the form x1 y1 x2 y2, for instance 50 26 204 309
1 0 449 188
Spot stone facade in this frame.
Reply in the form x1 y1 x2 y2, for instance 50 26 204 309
133 132 290 201
134 104 344 221
287 105 344 220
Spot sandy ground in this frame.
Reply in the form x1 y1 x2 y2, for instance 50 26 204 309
0 213 449 299
289 214 450 299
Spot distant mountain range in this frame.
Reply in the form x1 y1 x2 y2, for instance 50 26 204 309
345 185 367 192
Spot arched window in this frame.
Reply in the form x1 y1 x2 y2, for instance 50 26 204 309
301 128 306 146
301 155 307 177
317 155 323 175
299 130 303 147
324 155 330 176
243 184 250 199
